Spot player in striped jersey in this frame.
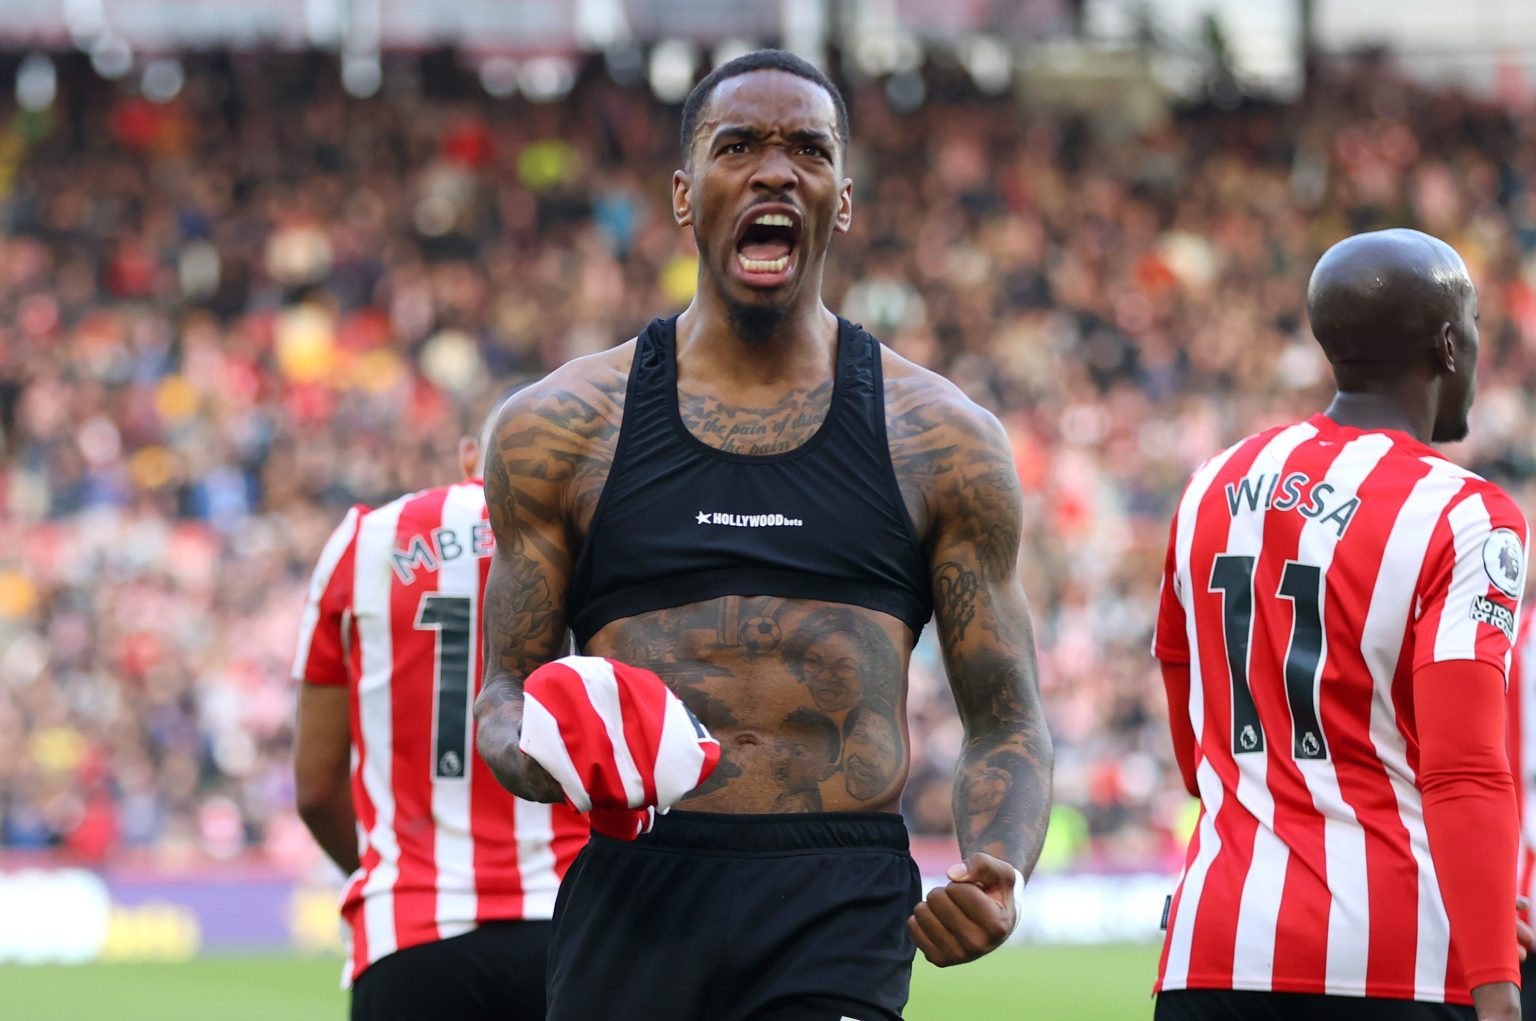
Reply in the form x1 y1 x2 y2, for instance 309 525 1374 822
1153 229 1527 1021
292 402 588 1020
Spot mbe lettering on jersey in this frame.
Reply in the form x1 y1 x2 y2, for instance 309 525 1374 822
1224 472 1361 538
389 521 496 584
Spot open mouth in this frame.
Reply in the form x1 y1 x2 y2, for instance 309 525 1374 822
733 208 802 282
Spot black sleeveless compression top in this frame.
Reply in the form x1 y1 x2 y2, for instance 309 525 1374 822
567 315 932 646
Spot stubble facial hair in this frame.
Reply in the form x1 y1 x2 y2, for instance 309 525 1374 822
727 300 791 345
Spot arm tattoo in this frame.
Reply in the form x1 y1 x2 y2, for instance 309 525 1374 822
893 372 1053 868
474 371 624 803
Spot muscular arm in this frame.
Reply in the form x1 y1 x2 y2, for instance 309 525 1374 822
474 383 617 803
294 684 359 874
1160 661 1200 798
901 391 1053 967
928 412 1053 872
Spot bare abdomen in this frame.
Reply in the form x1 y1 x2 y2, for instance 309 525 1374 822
585 595 913 814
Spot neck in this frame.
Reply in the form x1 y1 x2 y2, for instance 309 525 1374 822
1323 388 1435 443
675 291 839 388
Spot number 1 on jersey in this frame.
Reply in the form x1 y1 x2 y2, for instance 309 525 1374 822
1209 555 1329 761
415 593 472 779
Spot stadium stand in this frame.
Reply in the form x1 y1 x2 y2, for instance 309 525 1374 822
3 48 1535 878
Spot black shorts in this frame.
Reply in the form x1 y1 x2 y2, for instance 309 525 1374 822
546 810 922 1021
1155 988 1476 1021
351 920 550 1021
1522 954 1536 1021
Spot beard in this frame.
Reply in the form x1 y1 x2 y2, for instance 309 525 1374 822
1431 417 1470 444
727 298 791 345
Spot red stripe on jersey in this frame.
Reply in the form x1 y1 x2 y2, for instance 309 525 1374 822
1178 430 1277 989
388 487 452 952
613 660 669 807
1156 811 1205 992
1514 605 1536 915
1240 435 1349 993
529 661 631 805
1314 454 1431 998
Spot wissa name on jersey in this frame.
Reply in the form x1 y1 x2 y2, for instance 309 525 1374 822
1224 471 1361 538
389 521 495 584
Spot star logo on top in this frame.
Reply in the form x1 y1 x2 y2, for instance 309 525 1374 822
695 510 804 528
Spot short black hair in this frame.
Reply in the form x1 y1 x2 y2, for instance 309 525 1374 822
679 49 849 165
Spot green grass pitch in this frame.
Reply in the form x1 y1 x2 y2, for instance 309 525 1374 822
0 944 1160 1020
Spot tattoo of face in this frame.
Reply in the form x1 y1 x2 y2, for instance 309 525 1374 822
781 607 900 714
677 380 832 456
771 707 840 811
841 704 903 801
989 669 1034 725
933 561 978 650
956 749 1041 851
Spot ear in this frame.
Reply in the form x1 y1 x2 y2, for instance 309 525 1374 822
458 437 479 480
673 169 693 228
817 759 839 783
1435 321 1456 375
833 177 853 235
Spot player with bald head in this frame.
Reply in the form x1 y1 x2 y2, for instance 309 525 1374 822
1153 229 1529 1021
1308 228 1480 445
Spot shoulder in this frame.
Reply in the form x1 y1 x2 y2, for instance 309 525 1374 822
879 346 1021 554
495 341 635 442
485 342 635 521
1447 476 1529 541
1176 421 1304 501
880 345 1011 456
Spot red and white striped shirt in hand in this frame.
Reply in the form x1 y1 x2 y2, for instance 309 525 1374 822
1153 414 1528 1004
292 481 589 984
520 655 721 839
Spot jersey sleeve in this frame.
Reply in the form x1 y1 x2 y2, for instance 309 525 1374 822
1411 486 1529 677
292 505 367 687
1152 508 1191 664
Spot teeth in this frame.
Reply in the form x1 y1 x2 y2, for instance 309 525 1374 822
752 213 794 228
738 253 790 273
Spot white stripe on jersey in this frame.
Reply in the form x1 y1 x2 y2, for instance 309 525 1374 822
1163 438 1250 988
514 798 559 919
1357 465 1466 1000
1217 422 1317 991
1433 495 1494 663
433 482 485 940
292 506 362 679
354 497 406 963
568 656 649 808
1295 432 1392 994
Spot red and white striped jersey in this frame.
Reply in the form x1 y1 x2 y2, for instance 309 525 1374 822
1152 414 1528 1004
292 480 589 983
1510 604 1536 916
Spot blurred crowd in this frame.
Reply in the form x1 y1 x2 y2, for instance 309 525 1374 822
5 48 1536 872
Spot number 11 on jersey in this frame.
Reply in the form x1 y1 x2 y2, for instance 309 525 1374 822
1209 555 1329 761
